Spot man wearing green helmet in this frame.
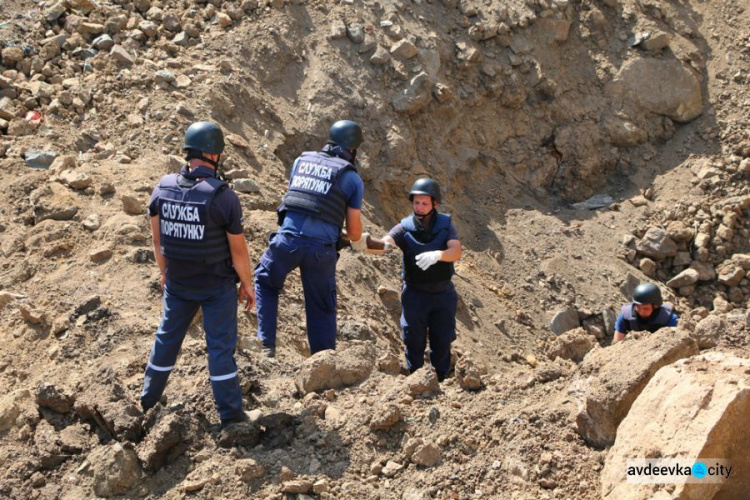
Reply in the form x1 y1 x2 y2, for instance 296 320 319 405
613 282 679 342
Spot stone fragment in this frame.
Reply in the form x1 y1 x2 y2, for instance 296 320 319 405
717 264 745 287
329 20 346 40
546 327 595 362
411 442 441 467
666 268 699 288
391 72 432 115
639 258 657 277
92 34 115 51
89 248 113 263
121 195 144 215
635 227 678 259
36 383 73 413
346 23 365 43
110 45 135 66
281 480 313 494
692 315 723 349
455 356 486 390
666 221 694 243
370 46 391 65
689 261 716 281
24 150 57 169
295 345 376 395
390 39 418 59
137 414 187 472
235 458 265 481
549 307 579 335
90 443 143 497
369 404 401 431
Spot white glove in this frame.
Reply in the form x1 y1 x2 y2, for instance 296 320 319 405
415 250 442 270
350 232 369 252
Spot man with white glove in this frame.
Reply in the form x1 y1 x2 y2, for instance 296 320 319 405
362 178 462 382
415 250 442 270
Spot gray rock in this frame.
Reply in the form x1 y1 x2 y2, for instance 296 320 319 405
45 1 67 22
571 194 613 210
550 307 580 335
689 261 715 281
370 46 391 65
25 150 58 169
390 39 418 59
666 268 699 288
330 20 347 40
233 179 259 193
83 213 101 231
602 308 616 336
173 32 189 46
154 70 176 83
635 227 678 259
92 34 115 51
392 72 432 115
110 45 135 66
346 23 365 43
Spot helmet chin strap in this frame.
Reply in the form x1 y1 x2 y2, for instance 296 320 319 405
414 207 436 222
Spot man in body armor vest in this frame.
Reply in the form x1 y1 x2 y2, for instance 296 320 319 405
254 120 367 358
140 121 256 429
364 178 462 382
613 282 678 343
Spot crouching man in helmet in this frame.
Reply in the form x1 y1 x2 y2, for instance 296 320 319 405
365 178 462 382
613 282 678 343
140 121 255 430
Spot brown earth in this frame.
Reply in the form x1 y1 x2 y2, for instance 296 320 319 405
0 0 748 498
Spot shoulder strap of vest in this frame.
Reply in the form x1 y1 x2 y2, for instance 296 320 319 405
434 213 451 232
401 215 416 232
653 305 674 325
621 304 634 320
158 173 180 189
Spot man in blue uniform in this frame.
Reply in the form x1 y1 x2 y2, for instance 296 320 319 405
254 120 367 358
613 282 678 342
366 178 462 382
140 121 255 429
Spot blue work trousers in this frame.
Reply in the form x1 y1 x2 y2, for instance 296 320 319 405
254 232 338 355
140 282 244 423
400 284 458 376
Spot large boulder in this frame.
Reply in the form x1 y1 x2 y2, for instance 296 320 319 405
610 57 703 122
295 344 376 395
635 227 678 259
601 353 750 499
572 329 698 448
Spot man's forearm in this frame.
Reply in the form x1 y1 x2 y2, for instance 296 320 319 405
227 233 253 286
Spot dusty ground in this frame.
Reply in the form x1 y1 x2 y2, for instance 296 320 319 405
0 0 748 498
